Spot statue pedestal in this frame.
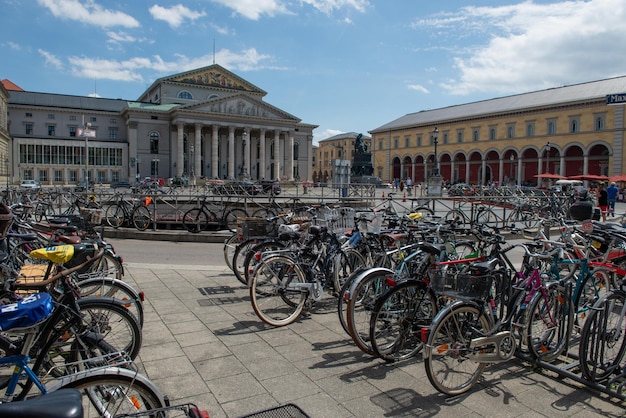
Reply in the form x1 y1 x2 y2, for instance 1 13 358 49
428 175 443 196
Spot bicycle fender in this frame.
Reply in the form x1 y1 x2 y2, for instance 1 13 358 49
347 267 395 299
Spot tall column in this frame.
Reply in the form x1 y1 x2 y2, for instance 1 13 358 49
450 159 456 183
177 122 184 177
244 128 250 178
465 160 470 183
287 131 294 181
560 154 566 177
517 160 522 185
211 125 219 179
538 156 543 175
481 158 486 185
307 135 313 182
498 157 504 185
583 154 589 175
127 121 138 183
273 130 281 180
259 129 266 180
228 126 235 179
194 123 202 179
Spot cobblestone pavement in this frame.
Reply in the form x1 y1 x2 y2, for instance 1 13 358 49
122 261 626 418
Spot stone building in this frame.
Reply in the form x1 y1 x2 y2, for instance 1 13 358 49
370 76 626 186
4 64 316 185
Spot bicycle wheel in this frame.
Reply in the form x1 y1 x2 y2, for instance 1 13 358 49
333 248 368 292
224 208 248 232
58 368 166 416
476 208 498 226
223 233 242 271
34 203 55 222
525 282 572 362
252 207 278 219
573 270 611 323
346 268 396 355
243 240 287 285
443 209 468 227
83 251 123 281
578 290 626 382
182 208 210 233
370 280 437 362
424 303 490 396
131 206 152 231
249 256 308 327
74 277 144 328
233 238 263 285
337 268 366 336
105 204 125 228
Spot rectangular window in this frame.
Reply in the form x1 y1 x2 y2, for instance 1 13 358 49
54 170 63 182
109 128 117 140
547 119 557 135
570 116 580 133
97 170 106 183
417 135 422 147
69 115 76 121
443 132 449 144
25 124 33 135
404 135 410 148
69 170 78 182
393 137 399 148
472 128 479 142
47 114 55 119
47 125 55 136
457 130 464 143
526 122 535 137
25 112 32 117
90 117 97 123
378 140 383 150
69 126 77 137
109 118 117 124
489 127 496 140
111 172 120 183
38 169 48 182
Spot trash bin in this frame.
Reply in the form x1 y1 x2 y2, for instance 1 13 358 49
568 200 594 221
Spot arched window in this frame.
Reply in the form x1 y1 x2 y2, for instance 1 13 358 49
177 91 193 100
595 116 604 131
150 132 159 154
208 94 219 100
293 142 299 160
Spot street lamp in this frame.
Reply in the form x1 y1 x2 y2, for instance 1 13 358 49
509 154 515 185
432 127 439 176
5 158 9 190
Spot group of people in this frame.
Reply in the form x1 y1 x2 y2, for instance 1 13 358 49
392 177 416 195
596 181 620 221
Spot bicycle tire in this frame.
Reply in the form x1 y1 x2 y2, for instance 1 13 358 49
369 279 437 362
233 238 263 285
224 208 248 232
525 282 572 362
131 206 151 231
34 203 55 222
442 209 468 227
55 368 166 416
249 255 308 327
105 204 125 228
82 251 124 281
182 208 210 233
476 208 498 226
74 277 144 328
578 290 626 382
333 248 368 293
346 268 396 355
572 269 611 323
424 303 490 396
223 233 241 272
337 268 366 336
252 207 279 219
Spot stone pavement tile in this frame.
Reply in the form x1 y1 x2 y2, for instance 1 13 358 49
292 353 348 381
168 319 208 335
243 354 300 380
148 297 189 315
292 392 353 418
206 372 267 403
151 371 211 401
161 311 202 325
184 393 227 418
141 319 176 346
195 354 248 380
183 340 231 362
176 329 220 348
221 394 280 418
210 320 266 346
228 340 281 363
142 355 198 380
275 339 319 363
255 327 303 347
315 373 380 403
260 371 321 404
138 341 182 362
195 307 240 327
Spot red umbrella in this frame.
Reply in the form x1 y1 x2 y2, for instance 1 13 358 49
609 174 626 182
568 174 610 181
534 173 566 179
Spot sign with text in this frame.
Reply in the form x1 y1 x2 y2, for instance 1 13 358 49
78 128 96 138
606 93 626 105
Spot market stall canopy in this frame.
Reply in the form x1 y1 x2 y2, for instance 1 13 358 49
568 174 610 181
609 174 626 182
534 173 566 179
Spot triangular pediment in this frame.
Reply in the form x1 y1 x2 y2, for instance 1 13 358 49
163 64 266 95
178 94 300 122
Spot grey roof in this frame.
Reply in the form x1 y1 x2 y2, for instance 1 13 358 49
8 91 129 112
319 131 371 142
371 75 626 132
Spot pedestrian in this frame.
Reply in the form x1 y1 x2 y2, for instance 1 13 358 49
393 178 399 190
607 181 619 217
399 179 404 192
597 182 609 221
406 177 412 196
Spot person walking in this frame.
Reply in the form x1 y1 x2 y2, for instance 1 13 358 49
607 182 619 217
406 177 412 196
597 182 609 221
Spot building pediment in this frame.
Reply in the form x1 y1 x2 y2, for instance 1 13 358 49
163 64 266 95
179 94 300 122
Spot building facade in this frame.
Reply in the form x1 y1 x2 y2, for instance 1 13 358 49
370 76 626 186
315 132 371 184
5 64 317 185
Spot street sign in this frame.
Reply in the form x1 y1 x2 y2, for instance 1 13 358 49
78 128 96 138
606 93 626 105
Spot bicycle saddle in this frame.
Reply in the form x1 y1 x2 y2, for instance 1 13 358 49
0 389 83 418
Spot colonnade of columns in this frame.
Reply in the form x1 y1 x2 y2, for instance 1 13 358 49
174 122 296 181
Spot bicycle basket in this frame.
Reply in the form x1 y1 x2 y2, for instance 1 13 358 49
238 217 276 239
356 211 382 235
430 267 493 300
239 403 311 418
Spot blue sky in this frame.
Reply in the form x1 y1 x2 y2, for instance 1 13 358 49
2 0 626 144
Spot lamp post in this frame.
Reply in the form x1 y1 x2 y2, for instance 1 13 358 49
509 154 515 185
5 158 9 190
432 127 439 176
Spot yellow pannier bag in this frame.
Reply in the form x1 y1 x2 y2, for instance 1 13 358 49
30 245 75 264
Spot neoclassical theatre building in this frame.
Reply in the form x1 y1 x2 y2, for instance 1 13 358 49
4 64 316 185
370 76 626 186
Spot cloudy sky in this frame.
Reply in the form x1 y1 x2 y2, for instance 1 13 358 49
2 0 626 143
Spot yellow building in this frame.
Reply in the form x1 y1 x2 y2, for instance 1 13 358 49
370 76 626 186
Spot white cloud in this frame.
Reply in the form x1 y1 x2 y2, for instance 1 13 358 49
6 41 21 50
37 0 140 28
38 49 63 69
210 23 231 35
149 4 206 28
417 0 626 95
106 31 140 43
209 0 292 20
407 84 429 94
66 48 277 83
300 0 370 15
314 128 343 144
